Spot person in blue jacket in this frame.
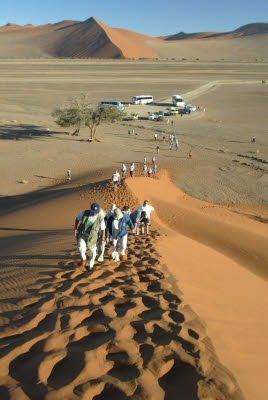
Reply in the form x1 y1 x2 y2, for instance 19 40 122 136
107 207 134 262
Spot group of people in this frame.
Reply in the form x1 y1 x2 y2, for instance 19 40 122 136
74 200 154 271
112 158 157 188
143 155 157 177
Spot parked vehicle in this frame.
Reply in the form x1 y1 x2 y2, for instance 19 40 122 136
157 111 164 121
98 100 125 111
130 112 139 120
172 95 185 107
185 104 196 112
148 112 155 120
132 95 153 105
167 107 177 116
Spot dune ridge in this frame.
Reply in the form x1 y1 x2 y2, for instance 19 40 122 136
126 170 268 400
0 18 267 59
0 177 244 399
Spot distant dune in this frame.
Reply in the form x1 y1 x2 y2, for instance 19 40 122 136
0 18 267 59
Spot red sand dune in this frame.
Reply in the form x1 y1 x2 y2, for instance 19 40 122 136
0 18 267 59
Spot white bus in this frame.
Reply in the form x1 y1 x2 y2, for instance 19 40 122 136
172 95 185 107
132 95 153 105
98 100 124 111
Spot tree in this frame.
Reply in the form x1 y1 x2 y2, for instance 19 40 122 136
52 94 125 141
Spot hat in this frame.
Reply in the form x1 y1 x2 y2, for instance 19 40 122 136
90 202 100 214
113 208 123 220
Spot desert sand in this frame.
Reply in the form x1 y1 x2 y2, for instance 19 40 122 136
0 59 267 399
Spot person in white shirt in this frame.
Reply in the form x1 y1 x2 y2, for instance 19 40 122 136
143 164 147 176
138 200 154 218
121 164 126 177
144 155 147 164
112 170 120 188
154 133 157 141
129 162 135 177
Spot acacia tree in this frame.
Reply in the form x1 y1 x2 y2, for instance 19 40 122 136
52 94 125 141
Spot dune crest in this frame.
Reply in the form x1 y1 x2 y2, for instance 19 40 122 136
0 18 267 59
0 178 244 399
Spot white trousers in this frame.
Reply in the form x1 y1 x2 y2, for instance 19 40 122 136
111 235 128 260
77 238 97 269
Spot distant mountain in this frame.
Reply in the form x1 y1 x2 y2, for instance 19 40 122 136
0 19 267 60
165 22 268 40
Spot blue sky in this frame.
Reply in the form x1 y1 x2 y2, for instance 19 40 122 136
0 0 267 36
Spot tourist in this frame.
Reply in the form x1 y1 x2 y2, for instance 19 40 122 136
143 164 147 176
106 208 134 262
134 210 150 235
121 163 126 177
74 203 106 271
112 170 120 188
129 162 135 177
67 169 71 180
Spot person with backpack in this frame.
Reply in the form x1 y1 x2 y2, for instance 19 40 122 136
106 208 134 262
130 209 150 235
74 202 106 270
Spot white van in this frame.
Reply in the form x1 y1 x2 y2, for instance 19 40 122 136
172 95 185 107
132 95 153 105
98 100 125 111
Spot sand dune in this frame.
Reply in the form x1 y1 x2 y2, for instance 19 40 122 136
0 19 267 59
0 177 244 400
126 171 268 400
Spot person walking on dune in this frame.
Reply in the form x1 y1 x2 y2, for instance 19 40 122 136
137 200 154 225
156 145 160 154
107 208 134 262
152 156 156 165
121 163 126 177
67 169 71 180
129 162 135 177
154 133 158 141
74 202 106 271
143 164 147 176
147 167 152 177
144 155 147 164
112 170 120 189
153 164 157 174
131 209 150 235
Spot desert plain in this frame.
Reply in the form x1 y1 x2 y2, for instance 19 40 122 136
0 58 267 400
